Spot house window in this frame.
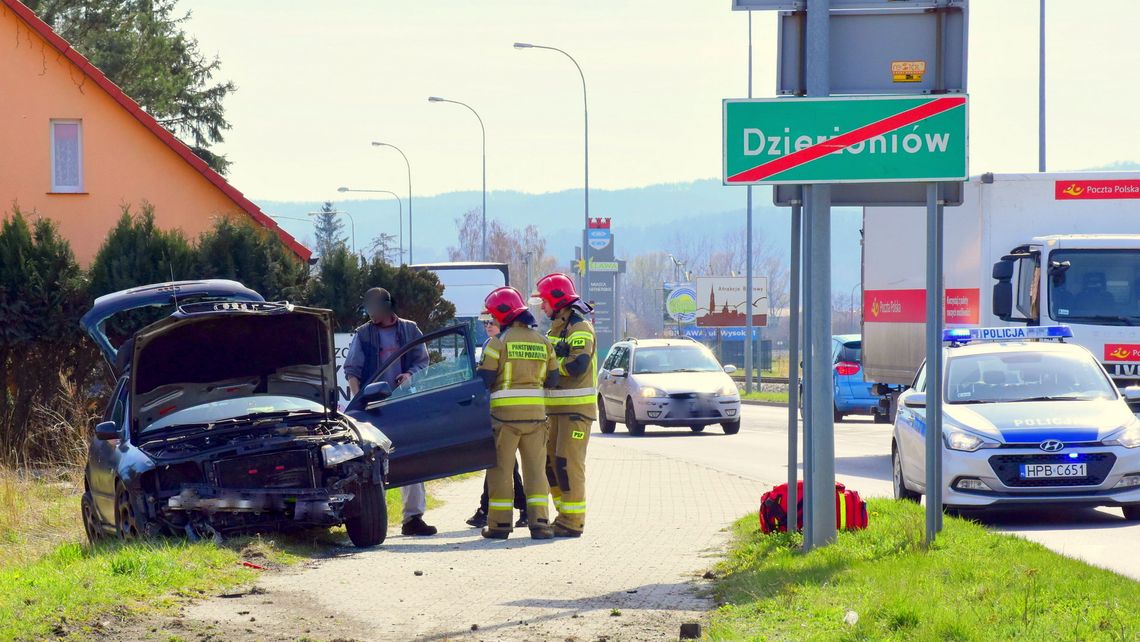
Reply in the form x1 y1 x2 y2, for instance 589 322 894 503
50 120 83 193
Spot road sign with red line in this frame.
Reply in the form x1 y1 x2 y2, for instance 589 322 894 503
723 95 968 185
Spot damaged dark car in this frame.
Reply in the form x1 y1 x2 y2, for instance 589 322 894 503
79 280 495 548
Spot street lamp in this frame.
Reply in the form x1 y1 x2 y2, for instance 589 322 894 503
667 254 684 336
337 187 403 263
514 41 589 301
371 141 414 264
428 96 487 261
306 209 356 255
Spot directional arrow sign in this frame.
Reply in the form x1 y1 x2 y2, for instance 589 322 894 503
723 95 968 185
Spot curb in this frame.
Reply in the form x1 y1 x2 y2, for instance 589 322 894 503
741 399 790 408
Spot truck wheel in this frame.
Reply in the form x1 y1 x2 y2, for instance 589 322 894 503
874 411 891 424
597 398 616 434
625 399 645 436
346 480 388 547
81 491 103 544
721 420 741 435
892 446 921 503
1123 505 1140 521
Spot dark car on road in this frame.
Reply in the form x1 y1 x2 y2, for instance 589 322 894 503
79 280 495 547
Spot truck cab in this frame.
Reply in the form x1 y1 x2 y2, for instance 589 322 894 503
993 235 1140 389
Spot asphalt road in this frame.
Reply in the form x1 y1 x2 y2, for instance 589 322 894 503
597 403 1140 582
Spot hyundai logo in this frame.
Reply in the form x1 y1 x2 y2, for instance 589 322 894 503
1039 439 1065 452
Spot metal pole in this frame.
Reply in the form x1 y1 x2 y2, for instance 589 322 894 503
787 202 801 529
804 0 836 551
745 10 755 396
924 182 945 544
801 192 813 546
1038 0 1046 172
372 142 414 264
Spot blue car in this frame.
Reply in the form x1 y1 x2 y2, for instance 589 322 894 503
831 335 889 423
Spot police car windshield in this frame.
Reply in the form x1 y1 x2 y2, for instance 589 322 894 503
945 351 1115 405
632 347 722 374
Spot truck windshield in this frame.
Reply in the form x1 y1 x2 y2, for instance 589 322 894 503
945 351 1116 404
1048 249 1140 325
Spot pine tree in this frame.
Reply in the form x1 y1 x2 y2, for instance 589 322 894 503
313 201 347 259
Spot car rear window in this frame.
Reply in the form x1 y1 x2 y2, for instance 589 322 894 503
837 341 862 364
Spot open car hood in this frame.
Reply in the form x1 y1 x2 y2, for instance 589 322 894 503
80 280 264 365
130 302 339 432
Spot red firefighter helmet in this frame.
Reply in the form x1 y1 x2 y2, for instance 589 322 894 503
484 286 528 326
533 273 579 311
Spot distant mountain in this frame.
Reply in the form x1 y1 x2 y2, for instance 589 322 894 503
257 179 865 292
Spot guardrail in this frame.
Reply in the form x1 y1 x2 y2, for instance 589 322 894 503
730 374 789 385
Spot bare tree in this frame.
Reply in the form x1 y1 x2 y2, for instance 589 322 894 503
448 210 558 291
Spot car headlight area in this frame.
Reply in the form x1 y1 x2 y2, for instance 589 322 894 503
1105 421 1140 449
640 387 667 398
321 442 365 468
942 429 998 452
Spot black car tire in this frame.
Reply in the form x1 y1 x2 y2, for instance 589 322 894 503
833 406 844 423
690 425 705 433
874 411 891 424
625 399 645 436
115 481 149 539
1123 505 1140 521
721 420 741 435
892 446 921 503
81 490 103 544
597 398 616 434
346 479 388 548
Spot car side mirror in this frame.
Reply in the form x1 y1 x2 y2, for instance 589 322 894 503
723 365 737 374
360 381 393 404
610 368 626 378
1122 386 1140 402
903 393 927 409
94 420 120 441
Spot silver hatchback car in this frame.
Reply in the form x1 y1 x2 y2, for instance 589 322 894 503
597 338 742 436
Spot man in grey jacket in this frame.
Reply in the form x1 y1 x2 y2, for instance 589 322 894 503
344 287 436 536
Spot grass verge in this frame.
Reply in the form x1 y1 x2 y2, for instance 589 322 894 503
708 498 1140 641
0 466 471 641
741 391 790 404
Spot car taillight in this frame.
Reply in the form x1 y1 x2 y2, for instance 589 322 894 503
835 362 861 376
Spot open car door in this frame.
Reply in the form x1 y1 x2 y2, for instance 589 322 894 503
345 324 495 487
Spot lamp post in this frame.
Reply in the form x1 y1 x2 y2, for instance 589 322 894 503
337 187 403 263
307 209 356 255
428 96 487 261
668 254 684 336
371 142 414 264
514 41 589 301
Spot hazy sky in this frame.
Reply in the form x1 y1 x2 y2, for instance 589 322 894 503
185 1 1140 202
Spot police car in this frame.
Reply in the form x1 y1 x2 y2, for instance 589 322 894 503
892 325 1140 519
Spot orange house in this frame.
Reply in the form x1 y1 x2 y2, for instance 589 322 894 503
0 0 310 264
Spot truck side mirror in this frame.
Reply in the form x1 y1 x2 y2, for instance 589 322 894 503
992 259 1015 320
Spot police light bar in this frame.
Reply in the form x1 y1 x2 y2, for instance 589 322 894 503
942 326 1072 343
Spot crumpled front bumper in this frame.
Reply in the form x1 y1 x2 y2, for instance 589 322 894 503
166 484 354 526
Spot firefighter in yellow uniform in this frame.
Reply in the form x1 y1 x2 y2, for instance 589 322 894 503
477 286 560 540
533 273 597 537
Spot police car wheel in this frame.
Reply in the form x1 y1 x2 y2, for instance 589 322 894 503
597 398 616 434
892 446 920 503
1123 505 1140 521
625 399 645 436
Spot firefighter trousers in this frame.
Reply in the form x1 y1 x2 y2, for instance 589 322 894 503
546 413 590 532
487 419 550 532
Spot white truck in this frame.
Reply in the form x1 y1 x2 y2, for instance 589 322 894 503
862 171 1140 417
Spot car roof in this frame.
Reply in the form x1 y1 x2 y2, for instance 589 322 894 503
615 338 708 349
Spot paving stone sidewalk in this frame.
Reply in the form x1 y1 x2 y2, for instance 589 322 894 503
182 435 764 641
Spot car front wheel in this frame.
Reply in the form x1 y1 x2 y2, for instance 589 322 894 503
1123 505 1140 521
721 420 741 435
892 446 920 503
625 399 645 436
597 398 616 434
346 479 388 547
115 481 149 539
690 425 705 433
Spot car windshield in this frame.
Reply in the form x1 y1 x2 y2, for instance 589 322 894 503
1049 249 1140 325
945 351 1116 404
145 396 327 432
632 346 722 374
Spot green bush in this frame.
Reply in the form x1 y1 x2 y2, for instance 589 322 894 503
0 210 101 465
195 217 308 302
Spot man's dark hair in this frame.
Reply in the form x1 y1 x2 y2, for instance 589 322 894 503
364 287 394 309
